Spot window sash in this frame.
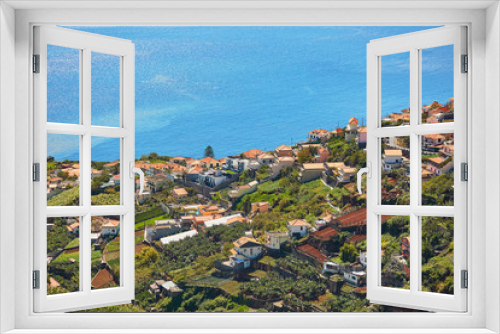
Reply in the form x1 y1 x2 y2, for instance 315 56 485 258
366 26 468 312
32 25 136 313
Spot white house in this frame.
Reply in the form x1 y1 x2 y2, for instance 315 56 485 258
322 261 340 275
233 237 263 260
360 251 367 267
101 219 120 237
344 270 366 287
160 229 198 246
287 219 311 238
383 149 403 172
204 214 243 229
265 231 289 250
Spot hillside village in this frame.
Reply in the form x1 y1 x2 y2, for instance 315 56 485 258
46 98 455 312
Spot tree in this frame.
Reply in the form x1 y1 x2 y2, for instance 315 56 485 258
204 145 214 158
297 149 312 163
340 243 359 263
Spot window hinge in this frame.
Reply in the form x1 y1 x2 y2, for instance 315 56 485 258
461 54 468 73
33 270 40 289
461 162 468 181
461 270 468 289
33 163 40 182
33 54 40 73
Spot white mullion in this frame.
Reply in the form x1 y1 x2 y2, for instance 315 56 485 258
409 46 420 294
371 126 411 138
372 205 411 215
46 205 129 217
81 47 92 294
412 123 455 135
90 126 130 138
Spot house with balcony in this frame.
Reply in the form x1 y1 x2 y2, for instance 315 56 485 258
233 237 263 260
101 219 120 237
298 163 326 183
200 156 220 169
265 231 289 251
226 156 250 172
257 153 276 165
287 219 311 238
275 144 293 157
337 167 357 183
308 129 331 143
382 149 403 172
422 134 446 152
345 117 358 142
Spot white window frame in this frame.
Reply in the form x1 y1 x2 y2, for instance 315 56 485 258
366 26 467 312
0 1 499 333
32 25 136 312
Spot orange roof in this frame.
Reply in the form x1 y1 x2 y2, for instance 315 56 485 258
201 156 219 164
288 219 311 227
276 144 292 151
423 134 445 140
91 268 115 289
297 244 327 263
349 117 359 125
242 149 264 158
309 129 330 136
226 216 248 225
173 188 188 196
103 219 120 227
312 226 338 241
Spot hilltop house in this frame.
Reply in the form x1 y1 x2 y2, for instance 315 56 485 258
200 156 220 169
197 169 228 188
422 134 446 152
287 219 311 238
268 156 295 180
383 149 403 172
144 219 182 243
356 126 367 148
425 144 454 175
345 117 359 142
233 237 263 260
331 128 344 138
308 129 331 143
226 156 250 172
251 201 270 214
265 231 290 251
298 163 326 183
337 167 357 183
344 270 366 287
172 187 188 199
101 219 120 237
401 236 410 257
257 153 276 165
275 144 293 157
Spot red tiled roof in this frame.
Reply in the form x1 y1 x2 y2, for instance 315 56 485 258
348 234 366 244
297 244 327 264
242 149 264 158
312 226 338 241
337 208 390 228
91 268 115 289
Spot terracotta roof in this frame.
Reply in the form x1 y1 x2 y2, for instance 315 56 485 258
242 149 264 158
297 244 327 264
233 237 261 249
348 234 367 244
91 268 115 289
226 216 247 225
173 188 188 196
423 134 445 140
276 144 292 151
302 163 326 170
349 117 359 124
337 208 390 228
48 277 61 288
312 226 338 241
309 129 330 136
385 150 403 157
288 219 311 227
201 156 219 164
103 219 120 227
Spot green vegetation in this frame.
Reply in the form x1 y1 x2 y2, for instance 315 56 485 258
204 145 215 158
47 187 79 206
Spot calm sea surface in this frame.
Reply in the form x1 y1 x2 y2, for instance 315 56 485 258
48 26 453 161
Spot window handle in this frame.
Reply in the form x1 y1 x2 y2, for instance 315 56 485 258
357 162 371 194
130 162 145 195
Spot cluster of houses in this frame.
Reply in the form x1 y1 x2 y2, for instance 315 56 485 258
46 161 80 198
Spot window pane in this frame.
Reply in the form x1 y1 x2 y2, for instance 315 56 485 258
47 45 80 124
421 45 454 124
421 133 454 206
381 52 410 127
91 137 121 205
47 134 80 206
381 215 410 289
381 136 410 205
47 217 80 295
421 216 454 295
91 216 121 289
91 52 121 127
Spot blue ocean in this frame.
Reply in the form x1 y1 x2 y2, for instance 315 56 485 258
47 26 453 161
